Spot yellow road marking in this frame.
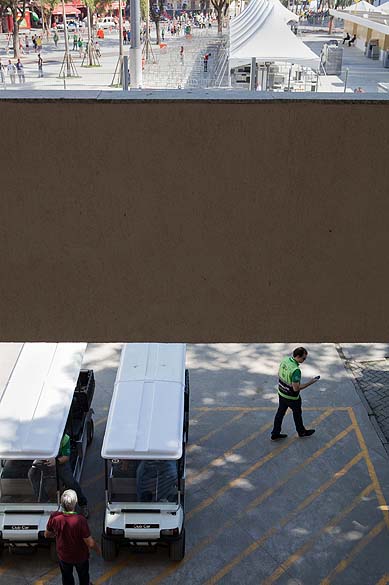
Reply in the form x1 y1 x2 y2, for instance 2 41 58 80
93 410 335 585
33 566 61 585
376 575 389 585
187 420 274 485
262 483 375 585
348 408 389 530
246 423 354 513
187 409 333 520
204 451 364 585
320 520 385 585
187 412 247 453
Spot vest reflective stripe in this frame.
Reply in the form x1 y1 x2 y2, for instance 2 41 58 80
278 357 300 400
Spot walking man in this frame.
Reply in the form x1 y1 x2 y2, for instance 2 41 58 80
45 490 101 585
271 347 319 440
16 58 25 83
0 59 5 84
38 53 43 77
7 60 16 84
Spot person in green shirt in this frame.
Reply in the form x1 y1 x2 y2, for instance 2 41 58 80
28 434 89 517
271 347 320 440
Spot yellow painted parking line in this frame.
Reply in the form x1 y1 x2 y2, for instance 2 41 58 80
187 419 274 485
376 575 389 585
246 423 354 513
262 483 375 585
94 410 334 585
187 412 247 454
33 566 61 585
187 409 333 520
348 408 389 530
320 520 385 585
204 451 364 585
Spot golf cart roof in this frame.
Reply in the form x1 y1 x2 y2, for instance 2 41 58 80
0 343 87 459
102 343 186 460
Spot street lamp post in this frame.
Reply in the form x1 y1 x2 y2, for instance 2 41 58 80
62 0 71 76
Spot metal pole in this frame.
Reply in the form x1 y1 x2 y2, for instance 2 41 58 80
287 64 292 91
343 67 348 92
145 0 150 60
123 55 129 89
129 0 142 88
87 4 92 66
62 0 70 76
118 0 123 60
249 57 256 91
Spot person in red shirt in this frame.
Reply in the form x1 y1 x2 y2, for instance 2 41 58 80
45 489 101 585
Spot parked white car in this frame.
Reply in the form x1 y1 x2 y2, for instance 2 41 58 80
97 16 117 29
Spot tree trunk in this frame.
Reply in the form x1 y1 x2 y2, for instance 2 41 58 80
12 8 20 58
155 19 160 44
217 9 222 32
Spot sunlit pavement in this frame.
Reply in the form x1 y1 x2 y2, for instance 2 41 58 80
1 342 389 585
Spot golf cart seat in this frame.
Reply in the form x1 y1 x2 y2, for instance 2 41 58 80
0 460 56 499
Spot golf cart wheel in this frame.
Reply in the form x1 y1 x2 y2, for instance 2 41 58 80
0 540 4 556
169 529 185 561
101 534 118 561
50 541 58 562
87 419 94 447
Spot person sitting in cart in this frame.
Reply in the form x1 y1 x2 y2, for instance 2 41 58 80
28 433 89 517
136 460 178 503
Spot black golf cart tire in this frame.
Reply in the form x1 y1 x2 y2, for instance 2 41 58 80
101 534 118 561
87 419 94 447
169 529 185 561
0 540 4 556
50 541 58 562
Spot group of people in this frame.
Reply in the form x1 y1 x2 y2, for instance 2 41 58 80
342 32 357 47
0 54 43 84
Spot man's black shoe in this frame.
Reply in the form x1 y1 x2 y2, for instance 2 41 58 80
271 433 288 440
298 429 315 437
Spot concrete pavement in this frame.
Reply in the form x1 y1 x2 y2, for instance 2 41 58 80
1 342 388 584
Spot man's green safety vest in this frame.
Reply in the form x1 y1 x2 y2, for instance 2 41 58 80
278 357 300 400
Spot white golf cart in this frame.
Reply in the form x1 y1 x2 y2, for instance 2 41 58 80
0 343 95 557
101 343 189 562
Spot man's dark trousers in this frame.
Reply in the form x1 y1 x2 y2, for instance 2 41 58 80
272 395 305 436
59 558 89 585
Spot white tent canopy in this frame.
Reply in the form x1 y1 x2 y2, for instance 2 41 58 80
343 1 378 11
229 0 320 68
377 2 389 12
0 343 86 459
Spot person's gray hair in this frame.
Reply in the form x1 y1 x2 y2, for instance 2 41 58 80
61 489 78 512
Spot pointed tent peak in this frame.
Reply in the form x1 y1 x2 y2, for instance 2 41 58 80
268 0 299 22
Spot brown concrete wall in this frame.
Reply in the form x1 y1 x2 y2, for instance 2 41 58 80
1 97 389 341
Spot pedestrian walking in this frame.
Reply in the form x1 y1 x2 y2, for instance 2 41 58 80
78 36 83 57
45 490 101 585
203 52 210 72
0 59 5 84
16 58 25 83
73 33 78 50
38 53 43 77
271 347 320 440
25 34 29 53
95 40 101 57
32 35 37 52
7 60 16 84
180 45 184 63
36 35 42 53
54 30 59 48
162 28 165 41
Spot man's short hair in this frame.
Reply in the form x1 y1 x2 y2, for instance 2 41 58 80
61 489 78 512
293 347 308 358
